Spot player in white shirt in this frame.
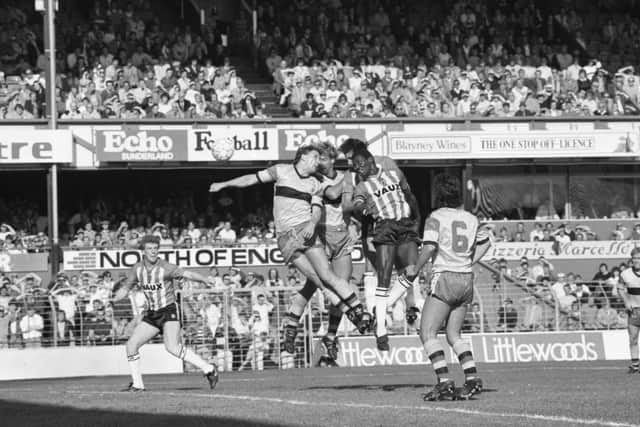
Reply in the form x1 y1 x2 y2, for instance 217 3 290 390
618 247 640 373
403 174 491 401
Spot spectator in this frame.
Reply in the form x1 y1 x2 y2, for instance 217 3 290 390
496 298 518 332
0 304 9 348
54 309 74 346
252 293 273 333
217 221 237 243
596 299 619 329
520 296 545 331
531 256 554 282
19 305 43 348
463 302 487 333
580 297 599 330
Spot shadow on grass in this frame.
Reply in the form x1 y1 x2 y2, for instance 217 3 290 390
305 383 498 393
0 398 288 427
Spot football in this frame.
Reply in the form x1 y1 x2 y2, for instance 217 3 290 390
210 137 235 161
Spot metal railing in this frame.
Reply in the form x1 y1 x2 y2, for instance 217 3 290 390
0 279 629 361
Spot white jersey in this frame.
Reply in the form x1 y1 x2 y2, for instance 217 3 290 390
619 268 640 308
422 207 490 274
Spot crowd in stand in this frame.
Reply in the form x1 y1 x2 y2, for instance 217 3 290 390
0 0 267 120
258 0 640 118
490 221 640 243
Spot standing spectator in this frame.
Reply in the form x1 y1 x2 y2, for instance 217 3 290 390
0 305 9 348
19 305 43 348
520 296 544 331
596 299 619 329
529 223 544 241
252 293 273 333
496 298 518 332
531 256 554 282
54 309 74 346
217 221 237 243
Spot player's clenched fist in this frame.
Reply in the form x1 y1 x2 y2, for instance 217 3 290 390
209 182 225 193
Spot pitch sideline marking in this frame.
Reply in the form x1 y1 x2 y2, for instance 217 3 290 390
66 390 639 427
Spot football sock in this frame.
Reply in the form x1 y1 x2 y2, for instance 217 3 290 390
337 292 360 313
284 292 308 328
453 340 477 380
631 358 639 368
127 352 144 389
424 339 449 382
327 304 342 339
387 275 413 307
180 345 214 374
375 286 388 337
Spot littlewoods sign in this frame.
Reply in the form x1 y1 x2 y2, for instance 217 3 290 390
327 332 607 367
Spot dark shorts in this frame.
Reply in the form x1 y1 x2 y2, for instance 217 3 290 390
142 303 180 331
430 271 475 308
277 221 323 264
372 218 420 247
321 226 353 261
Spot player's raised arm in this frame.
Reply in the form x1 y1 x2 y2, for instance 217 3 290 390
209 165 277 193
112 269 137 301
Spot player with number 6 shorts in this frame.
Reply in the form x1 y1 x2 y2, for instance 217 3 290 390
209 144 372 360
618 247 640 373
113 235 219 392
401 173 492 401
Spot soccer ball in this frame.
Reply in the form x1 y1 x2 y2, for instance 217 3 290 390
210 137 235 161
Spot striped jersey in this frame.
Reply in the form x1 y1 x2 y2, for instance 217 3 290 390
422 207 491 274
343 155 398 197
126 259 182 311
257 164 323 233
353 162 411 221
319 170 346 228
619 268 640 308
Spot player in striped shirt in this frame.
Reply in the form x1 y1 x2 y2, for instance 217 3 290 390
338 147 421 351
209 144 372 356
402 174 492 401
339 139 422 327
113 235 219 392
618 247 640 373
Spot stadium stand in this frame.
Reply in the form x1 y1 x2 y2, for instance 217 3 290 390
255 0 640 117
0 0 267 119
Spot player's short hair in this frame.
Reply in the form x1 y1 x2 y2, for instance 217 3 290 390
631 247 640 258
351 147 374 162
434 173 462 208
338 138 367 154
293 143 320 163
139 234 160 249
317 141 338 159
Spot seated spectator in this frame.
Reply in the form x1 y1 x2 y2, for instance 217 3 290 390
0 304 9 348
463 302 488 333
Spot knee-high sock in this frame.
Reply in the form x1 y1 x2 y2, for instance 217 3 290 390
327 304 342 339
630 339 639 367
452 340 477 380
284 289 311 329
375 286 388 337
387 275 413 307
127 352 144 389
178 344 214 374
424 339 449 382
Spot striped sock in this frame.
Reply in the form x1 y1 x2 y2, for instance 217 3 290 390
424 339 449 382
327 305 342 339
387 275 412 307
127 352 144 389
631 358 639 368
375 287 388 337
453 340 477 380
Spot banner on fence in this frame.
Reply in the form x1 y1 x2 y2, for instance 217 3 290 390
0 129 72 163
325 331 614 367
62 245 366 271
94 126 189 161
0 252 48 273
482 240 640 261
